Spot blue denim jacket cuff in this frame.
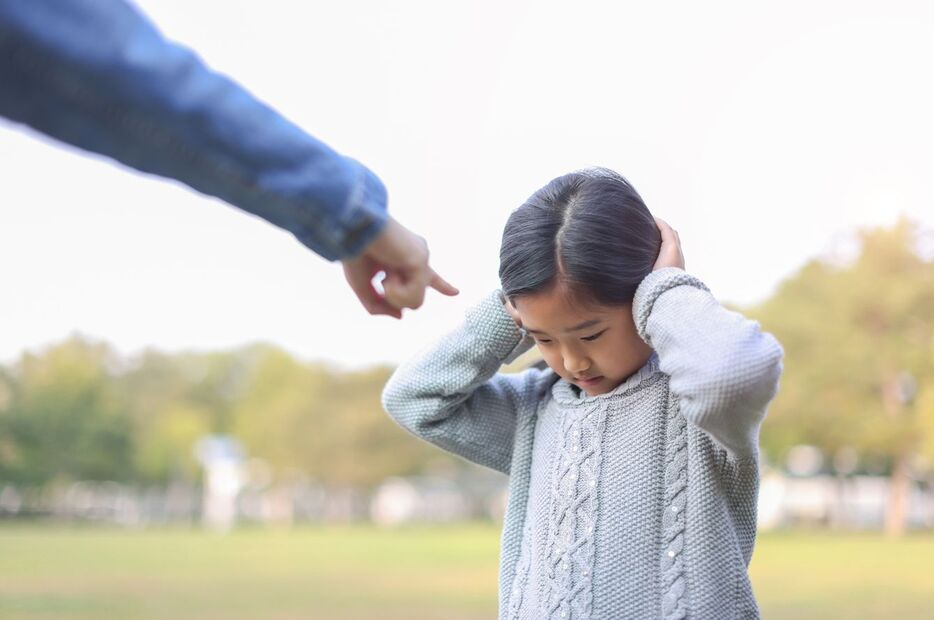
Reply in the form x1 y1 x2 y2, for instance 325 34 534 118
338 158 390 257
294 158 388 261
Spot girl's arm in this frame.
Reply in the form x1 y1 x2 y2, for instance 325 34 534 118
382 291 550 474
633 267 783 458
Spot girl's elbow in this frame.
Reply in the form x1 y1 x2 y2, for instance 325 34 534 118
692 337 783 412
735 336 784 409
734 329 783 386
381 377 415 426
760 334 784 392
381 377 446 436
763 332 784 365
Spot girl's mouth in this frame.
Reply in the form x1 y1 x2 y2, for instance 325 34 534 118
575 375 604 387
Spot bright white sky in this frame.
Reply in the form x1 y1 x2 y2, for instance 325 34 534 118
2 0 933 368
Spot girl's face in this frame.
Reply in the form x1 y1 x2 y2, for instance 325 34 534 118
513 284 653 396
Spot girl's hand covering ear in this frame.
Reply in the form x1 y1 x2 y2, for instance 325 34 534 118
653 217 685 271
501 294 524 330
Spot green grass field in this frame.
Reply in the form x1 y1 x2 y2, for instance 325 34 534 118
0 525 930 619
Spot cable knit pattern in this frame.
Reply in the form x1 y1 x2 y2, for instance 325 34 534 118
506 515 535 618
661 396 689 619
544 401 606 619
382 269 783 619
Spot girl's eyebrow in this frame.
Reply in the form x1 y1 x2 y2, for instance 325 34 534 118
567 319 603 332
525 319 603 335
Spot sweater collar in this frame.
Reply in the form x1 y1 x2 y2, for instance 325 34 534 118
550 352 661 406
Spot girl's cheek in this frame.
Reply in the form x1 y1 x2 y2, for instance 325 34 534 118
537 347 556 365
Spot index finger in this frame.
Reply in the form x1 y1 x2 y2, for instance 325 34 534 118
429 270 459 297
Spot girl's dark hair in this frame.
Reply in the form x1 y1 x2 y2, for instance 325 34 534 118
499 167 660 306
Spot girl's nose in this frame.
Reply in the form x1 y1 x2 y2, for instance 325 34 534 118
564 354 591 375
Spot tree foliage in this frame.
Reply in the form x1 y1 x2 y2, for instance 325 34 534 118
751 218 934 472
0 341 445 487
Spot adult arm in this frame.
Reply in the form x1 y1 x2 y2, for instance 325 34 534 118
0 0 385 261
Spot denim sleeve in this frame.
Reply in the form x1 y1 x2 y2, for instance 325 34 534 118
0 0 387 260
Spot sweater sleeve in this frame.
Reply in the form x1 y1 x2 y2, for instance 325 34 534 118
633 268 783 458
381 291 550 474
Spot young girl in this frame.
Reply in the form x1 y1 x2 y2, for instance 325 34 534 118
382 168 783 620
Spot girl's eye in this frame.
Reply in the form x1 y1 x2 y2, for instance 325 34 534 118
535 338 553 345
582 329 607 342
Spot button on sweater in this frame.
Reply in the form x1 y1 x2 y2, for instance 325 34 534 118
382 268 784 619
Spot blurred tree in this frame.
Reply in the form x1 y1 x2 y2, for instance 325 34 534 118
751 218 934 536
0 338 133 484
230 347 445 488
323 366 448 487
230 346 330 477
119 348 246 483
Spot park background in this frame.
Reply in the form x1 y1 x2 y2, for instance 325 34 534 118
1 0 933 618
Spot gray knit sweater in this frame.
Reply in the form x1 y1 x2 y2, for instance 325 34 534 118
382 268 783 620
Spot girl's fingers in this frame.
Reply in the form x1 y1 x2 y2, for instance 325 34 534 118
655 217 682 249
502 297 523 328
654 217 676 243
652 217 685 271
